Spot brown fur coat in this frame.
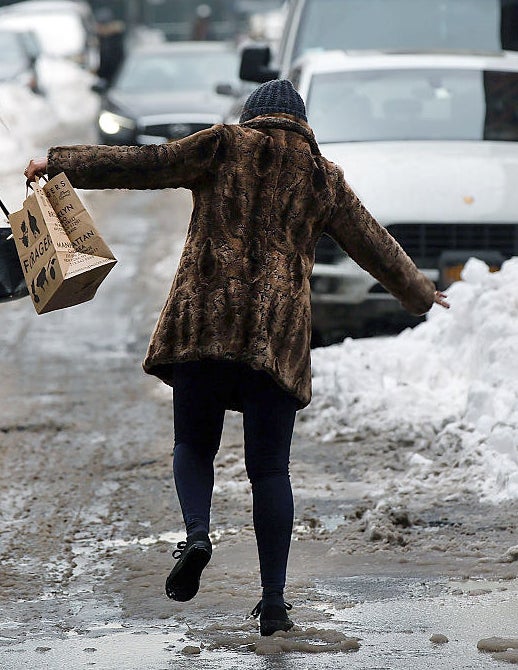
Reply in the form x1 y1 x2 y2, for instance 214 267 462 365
47 116 435 409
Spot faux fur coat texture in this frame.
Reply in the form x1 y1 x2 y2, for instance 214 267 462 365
47 116 435 409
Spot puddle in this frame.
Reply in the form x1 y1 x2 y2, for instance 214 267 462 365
95 531 186 550
1 577 517 669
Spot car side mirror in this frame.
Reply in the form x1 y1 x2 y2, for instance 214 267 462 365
215 82 235 96
239 44 279 83
91 78 108 94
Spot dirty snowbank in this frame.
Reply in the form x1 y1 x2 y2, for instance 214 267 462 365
306 257 518 503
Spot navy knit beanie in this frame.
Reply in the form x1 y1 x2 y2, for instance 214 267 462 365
239 79 307 123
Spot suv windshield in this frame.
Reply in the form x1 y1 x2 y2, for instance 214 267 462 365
294 0 518 61
307 68 518 143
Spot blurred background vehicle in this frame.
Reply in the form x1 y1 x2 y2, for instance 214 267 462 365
0 27 42 93
126 0 285 43
94 40 245 145
290 50 518 344
0 0 99 72
239 0 518 83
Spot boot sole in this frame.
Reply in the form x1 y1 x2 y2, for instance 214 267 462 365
165 544 211 602
260 618 294 636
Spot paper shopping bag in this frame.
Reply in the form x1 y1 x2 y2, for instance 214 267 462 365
9 173 116 314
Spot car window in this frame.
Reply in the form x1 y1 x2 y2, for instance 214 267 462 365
114 50 239 93
0 30 26 64
306 68 518 143
293 0 518 60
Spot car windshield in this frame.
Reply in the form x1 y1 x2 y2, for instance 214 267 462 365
293 0 518 60
114 49 239 93
306 68 518 143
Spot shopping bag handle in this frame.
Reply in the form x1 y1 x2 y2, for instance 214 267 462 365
0 197 9 218
26 175 48 192
0 197 13 239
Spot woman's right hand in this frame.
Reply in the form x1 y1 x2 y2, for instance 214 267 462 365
24 157 48 183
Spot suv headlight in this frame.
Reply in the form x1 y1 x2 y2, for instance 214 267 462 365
98 111 136 135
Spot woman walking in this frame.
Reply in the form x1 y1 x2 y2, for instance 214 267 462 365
25 79 449 636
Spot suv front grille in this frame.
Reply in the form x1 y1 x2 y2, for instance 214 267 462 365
387 223 518 266
315 234 346 263
141 122 213 139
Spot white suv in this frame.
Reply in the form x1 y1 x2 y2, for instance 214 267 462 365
240 0 518 83
289 50 518 343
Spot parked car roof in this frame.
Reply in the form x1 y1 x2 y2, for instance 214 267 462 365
0 0 98 70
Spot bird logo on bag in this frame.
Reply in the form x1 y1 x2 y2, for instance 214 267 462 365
35 266 48 291
27 210 40 237
30 278 40 303
19 219 29 248
30 258 57 304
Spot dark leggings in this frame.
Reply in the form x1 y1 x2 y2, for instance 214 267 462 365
171 359 298 595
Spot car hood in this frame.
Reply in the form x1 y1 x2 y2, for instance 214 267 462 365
321 141 518 223
106 89 233 120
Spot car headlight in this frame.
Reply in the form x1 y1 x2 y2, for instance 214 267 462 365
98 111 136 135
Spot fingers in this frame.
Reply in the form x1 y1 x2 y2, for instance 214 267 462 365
23 163 37 182
23 158 47 182
434 290 450 309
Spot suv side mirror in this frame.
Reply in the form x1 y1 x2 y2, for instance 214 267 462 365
239 45 279 83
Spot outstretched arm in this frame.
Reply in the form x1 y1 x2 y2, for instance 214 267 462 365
325 174 449 315
24 125 226 191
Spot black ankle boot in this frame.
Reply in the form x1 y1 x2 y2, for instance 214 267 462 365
165 531 212 602
251 599 294 636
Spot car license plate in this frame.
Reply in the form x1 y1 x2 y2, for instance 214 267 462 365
439 253 502 288
441 262 465 286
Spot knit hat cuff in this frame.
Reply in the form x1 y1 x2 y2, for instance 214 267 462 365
239 79 307 123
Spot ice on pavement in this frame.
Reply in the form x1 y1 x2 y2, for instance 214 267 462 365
2 65 517 508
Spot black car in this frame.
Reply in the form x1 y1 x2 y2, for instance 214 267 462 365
94 41 244 145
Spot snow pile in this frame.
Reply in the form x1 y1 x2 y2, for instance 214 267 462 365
308 257 518 502
37 56 98 126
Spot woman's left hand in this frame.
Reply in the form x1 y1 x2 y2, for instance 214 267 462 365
24 157 48 183
434 290 450 309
